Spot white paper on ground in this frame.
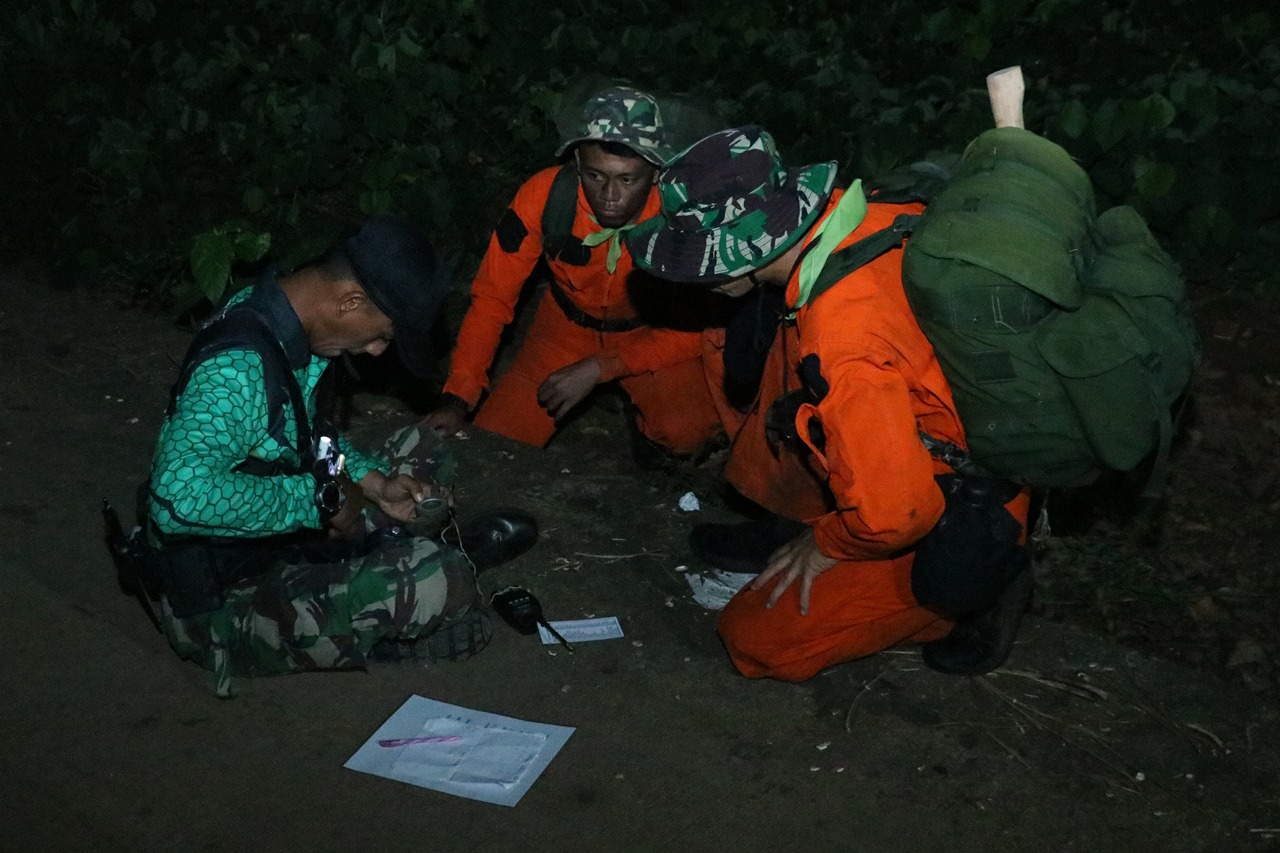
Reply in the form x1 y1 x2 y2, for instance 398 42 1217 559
344 695 574 806
685 569 758 610
537 616 624 644
678 491 701 511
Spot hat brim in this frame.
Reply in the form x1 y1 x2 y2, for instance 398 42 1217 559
555 135 668 166
626 161 837 284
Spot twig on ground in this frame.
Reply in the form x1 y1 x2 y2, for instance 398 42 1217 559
845 663 893 733
993 668 1111 701
985 728 1035 771
977 676 1136 784
1183 722 1226 751
573 550 665 562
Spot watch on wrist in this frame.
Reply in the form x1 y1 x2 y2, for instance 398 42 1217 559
315 478 345 523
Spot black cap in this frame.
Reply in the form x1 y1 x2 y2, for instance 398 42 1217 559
341 217 451 378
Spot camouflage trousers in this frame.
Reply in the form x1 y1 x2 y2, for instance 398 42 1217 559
161 423 473 696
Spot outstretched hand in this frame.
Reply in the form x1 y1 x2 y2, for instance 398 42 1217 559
421 394 469 436
749 527 839 615
537 357 602 420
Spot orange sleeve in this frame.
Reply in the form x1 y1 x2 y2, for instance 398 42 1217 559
802 347 946 562
442 168 559 407
596 326 705 381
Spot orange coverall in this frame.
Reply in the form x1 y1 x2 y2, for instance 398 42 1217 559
717 194 1030 681
443 167 719 452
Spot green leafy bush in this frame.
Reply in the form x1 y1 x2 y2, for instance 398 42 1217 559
1 0 1276 304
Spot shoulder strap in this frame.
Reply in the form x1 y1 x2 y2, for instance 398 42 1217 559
863 157 956 205
809 212 922 304
170 304 313 466
541 163 581 261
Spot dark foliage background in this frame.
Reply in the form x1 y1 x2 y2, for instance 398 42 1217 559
2 0 1276 306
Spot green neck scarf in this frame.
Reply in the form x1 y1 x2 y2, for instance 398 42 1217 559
789 180 867 315
581 216 639 274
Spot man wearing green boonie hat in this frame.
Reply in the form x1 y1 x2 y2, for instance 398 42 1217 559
422 85 719 462
626 126 1034 681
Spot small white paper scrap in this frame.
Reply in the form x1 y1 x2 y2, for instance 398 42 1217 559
685 569 757 610
537 616 624 645
344 695 574 807
678 491 701 512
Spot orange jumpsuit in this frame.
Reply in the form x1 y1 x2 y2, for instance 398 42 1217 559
717 194 1030 681
444 167 719 452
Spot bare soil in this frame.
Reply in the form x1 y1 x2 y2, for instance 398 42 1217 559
1 272 1277 852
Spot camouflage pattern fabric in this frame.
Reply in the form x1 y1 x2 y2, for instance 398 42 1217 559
625 126 838 283
160 423 476 697
554 85 672 165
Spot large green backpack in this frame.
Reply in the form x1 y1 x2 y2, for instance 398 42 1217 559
815 127 1200 494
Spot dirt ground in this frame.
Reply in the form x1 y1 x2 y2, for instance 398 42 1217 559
1 271 1277 852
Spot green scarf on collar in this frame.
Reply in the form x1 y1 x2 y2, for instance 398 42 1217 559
581 217 640 274
789 180 867 316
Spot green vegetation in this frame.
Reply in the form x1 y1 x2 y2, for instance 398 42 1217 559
2 0 1276 305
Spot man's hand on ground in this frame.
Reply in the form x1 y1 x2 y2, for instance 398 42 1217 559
421 393 469 436
750 527 838 616
537 356 602 420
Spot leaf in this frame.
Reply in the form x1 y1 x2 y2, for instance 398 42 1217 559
359 188 393 214
377 43 396 73
1057 99 1088 139
396 31 424 57
1133 157 1177 198
1090 100 1127 150
189 230 236 302
964 33 992 61
242 186 266 213
304 104 342 140
1135 93 1177 133
232 229 270 262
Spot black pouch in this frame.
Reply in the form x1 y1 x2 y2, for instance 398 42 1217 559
910 474 1023 614
159 540 278 618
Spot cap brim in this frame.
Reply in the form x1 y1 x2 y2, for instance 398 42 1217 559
627 162 837 283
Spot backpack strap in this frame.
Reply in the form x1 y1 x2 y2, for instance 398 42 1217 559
169 302 314 474
808 212 922 305
541 163 583 263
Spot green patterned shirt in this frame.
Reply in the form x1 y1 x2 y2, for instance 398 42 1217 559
149 283 378 538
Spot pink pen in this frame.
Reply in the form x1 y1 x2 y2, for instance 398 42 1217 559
378 735 463 748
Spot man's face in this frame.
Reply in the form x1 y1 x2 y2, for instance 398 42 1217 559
312 290 395 359
576 143 657 228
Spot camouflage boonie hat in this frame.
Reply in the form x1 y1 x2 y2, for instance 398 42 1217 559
624 126 837 283
554 85 670 166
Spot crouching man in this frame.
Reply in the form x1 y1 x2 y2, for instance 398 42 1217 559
625 129 1032 682
142 218 535 695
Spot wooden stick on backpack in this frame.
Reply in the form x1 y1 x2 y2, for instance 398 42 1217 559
986 66 1025 129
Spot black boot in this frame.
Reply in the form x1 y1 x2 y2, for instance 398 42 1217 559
921 551 1034 676
689 515 809 573
444 508 539 571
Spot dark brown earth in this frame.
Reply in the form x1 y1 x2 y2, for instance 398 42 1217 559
1 272 1277 852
